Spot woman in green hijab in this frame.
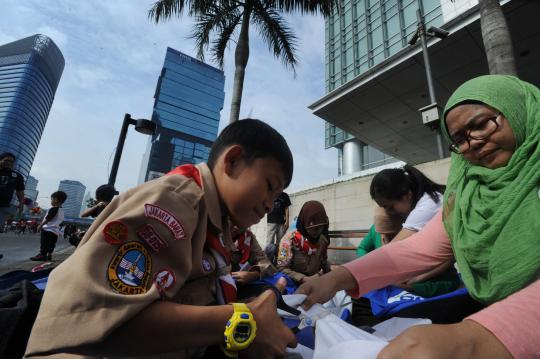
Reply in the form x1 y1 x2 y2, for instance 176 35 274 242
295 75 540 358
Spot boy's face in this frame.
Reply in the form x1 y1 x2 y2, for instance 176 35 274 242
216 146 286 229
51 197 60 206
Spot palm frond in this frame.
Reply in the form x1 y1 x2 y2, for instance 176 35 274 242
211 12 243 68
148 0 187 23
190 3 241 63
252 3 298 74
148 0 219 23
264 0 336 17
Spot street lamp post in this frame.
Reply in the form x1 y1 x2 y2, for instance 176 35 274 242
108 113 156 187
409 9 450 159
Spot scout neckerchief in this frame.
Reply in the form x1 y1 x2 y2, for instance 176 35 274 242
441 75 540 304
234 230 253 264
292 231 318 256
206 230 237 304
167 164 237 304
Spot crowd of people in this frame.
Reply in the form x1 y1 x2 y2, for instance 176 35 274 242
2 74 535 358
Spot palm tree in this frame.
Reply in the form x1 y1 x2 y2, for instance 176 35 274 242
149 0 334 123
478 0 517 75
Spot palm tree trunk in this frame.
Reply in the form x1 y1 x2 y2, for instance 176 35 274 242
478 0 517 75
229 7 251 123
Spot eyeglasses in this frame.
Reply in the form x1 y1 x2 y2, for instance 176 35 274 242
448 113 501 154
305 222 328 230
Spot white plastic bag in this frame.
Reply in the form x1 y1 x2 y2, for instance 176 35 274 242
313 315 432 359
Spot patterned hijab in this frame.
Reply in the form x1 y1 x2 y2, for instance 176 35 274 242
442 75 540 304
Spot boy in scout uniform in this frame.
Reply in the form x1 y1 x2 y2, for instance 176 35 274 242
25 119 297 359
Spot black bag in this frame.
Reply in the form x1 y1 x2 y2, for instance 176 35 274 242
0 280 43 358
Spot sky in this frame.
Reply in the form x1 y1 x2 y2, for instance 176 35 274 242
1 0 338 207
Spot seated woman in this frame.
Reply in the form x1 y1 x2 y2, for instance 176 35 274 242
370 164 445 242
276 201 331 285
370 164 457 285
298 75 540 358
362 207 460 298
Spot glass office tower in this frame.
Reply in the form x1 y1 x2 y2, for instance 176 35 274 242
58 179 86 218
139 47 225 182
324 0 444 173
0 34 65 179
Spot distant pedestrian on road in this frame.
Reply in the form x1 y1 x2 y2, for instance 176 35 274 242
30 191 67 261
0 152 25 260
267 192 291 245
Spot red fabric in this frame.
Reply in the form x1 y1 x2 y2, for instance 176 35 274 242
206 230 236 303
234 230 253 264
292 231 318 255
167 164 202 188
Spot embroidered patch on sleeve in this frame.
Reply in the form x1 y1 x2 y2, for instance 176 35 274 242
144 204 186 240
103 220 129 245
154 268 176 292
107 241 152 295
136 224 168 252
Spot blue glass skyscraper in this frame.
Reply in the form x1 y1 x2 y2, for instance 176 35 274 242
0 34 65 179
139 47 225 182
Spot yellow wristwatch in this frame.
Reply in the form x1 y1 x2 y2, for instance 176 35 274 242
221 303 257 357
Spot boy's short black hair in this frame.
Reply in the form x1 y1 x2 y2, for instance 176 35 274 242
0 152 16 161
51 191 68 204
96 184 119 202
207 119 293 187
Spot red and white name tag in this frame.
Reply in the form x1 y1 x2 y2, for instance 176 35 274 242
144 204 186 240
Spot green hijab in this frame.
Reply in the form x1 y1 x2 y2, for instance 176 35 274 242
442 75 540 304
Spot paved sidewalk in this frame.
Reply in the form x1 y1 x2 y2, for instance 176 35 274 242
0 232 75 275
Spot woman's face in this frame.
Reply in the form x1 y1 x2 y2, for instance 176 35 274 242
304 214 328 240
445 104 516 169
376 191 413 218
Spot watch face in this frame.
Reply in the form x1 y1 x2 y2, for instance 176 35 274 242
234 323 252 343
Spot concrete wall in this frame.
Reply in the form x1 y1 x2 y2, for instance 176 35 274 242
251 158 452 263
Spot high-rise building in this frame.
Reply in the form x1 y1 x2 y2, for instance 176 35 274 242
58 180 86 218
310 0 540 172
25 174 39 203
0 34 65 179
139 47 225 182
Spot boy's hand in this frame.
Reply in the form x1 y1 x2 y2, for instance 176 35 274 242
243 278 297 358
232 271 259 284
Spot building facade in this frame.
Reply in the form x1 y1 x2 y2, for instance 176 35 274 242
58 180 86 218
0 34 65 179
25 173 39 202
139 47 225 182
314 0 540 171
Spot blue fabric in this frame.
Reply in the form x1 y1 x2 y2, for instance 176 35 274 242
363 285 469 317
251 272 298 294
0 269 52 290
31 277 49 290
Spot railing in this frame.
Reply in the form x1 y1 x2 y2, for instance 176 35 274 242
327 229 369 251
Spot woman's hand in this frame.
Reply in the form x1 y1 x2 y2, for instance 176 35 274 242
377 320 512 359
296 266 356 309
300 274 320 284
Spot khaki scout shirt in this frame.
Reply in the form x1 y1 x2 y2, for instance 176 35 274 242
230 233 276 279
276 232 331 284
25 163 233 359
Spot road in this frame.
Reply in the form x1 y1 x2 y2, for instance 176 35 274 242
0 231 73 274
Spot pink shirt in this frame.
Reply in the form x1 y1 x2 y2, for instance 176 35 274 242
343 210 540 358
